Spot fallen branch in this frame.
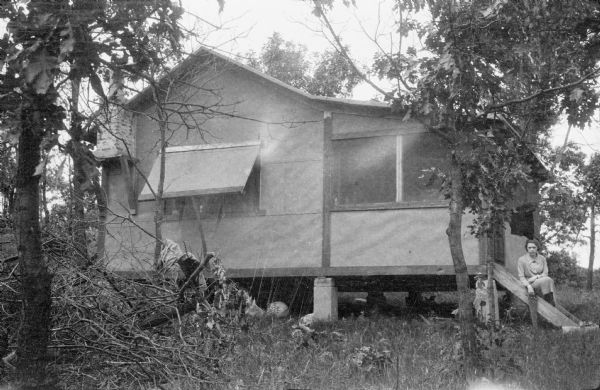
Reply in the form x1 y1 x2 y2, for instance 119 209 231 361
177 253 214 301
138 301 197 330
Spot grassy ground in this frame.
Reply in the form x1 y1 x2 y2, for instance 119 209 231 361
215 286 600 390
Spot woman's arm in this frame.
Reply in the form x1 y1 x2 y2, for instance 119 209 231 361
541 256 549 277
518 257 536 294
517 258 529 286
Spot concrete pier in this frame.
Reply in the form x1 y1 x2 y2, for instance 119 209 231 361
313 277 338 321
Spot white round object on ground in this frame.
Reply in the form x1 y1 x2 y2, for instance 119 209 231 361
299 312 314 327
266 301 289 318
245 299 265 318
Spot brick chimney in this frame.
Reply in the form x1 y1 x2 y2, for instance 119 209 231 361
93 70 135 159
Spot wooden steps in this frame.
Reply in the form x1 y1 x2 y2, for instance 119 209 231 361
492 263 580 328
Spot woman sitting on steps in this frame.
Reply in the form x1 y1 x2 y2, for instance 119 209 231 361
517 238 555 306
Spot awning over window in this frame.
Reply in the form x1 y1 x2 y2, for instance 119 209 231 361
138 143 259 201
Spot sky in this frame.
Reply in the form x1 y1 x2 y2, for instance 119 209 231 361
180 0 407 100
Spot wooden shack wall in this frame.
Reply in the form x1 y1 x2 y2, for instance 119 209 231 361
330 209 479 267
103 63 324 272
328 112 481 268
102 60 490 277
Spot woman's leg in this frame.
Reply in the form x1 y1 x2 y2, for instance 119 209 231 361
543 292 555 306
532 277 556 306
532 276 555 295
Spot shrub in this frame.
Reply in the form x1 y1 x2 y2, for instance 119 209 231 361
546 250 581 286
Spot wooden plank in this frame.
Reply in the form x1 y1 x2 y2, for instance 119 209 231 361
322 111 333 268
330 114 425 138
395 136 403 202
198 214 323 269
331 209 480 267
224 265 486 278
260 161 322 214
528 295 539 330
331 129 415 140
332 202 448 211
555 303 582 325
493 264 578 328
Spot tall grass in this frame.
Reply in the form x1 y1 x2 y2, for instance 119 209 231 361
217 286 600 390
556 285 600 324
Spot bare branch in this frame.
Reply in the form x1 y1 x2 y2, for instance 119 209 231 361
312 0 394 100
485 69 600 111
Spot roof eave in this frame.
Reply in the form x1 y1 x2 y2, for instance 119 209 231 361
125 45 392 113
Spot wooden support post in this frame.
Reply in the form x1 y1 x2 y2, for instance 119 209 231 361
321 111 332 268
191 197 208 257
474 276 499 326
528 295 538 330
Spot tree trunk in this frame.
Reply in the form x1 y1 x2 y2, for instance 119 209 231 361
71 148 88 260
486 235 498 327
447 156 478 377
41 154 50 227
15 102 53 388
587 206 595 290
94 174 107 263
68 76 89 264
152 86 167 268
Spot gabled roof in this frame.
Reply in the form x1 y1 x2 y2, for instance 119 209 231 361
126 45 391 112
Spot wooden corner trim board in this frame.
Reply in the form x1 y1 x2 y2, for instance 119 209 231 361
119 155 136 215
322 111 333 268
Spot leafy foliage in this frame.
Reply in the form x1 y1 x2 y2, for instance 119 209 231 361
583 152 600 203
357 0 600 237
247 32 361 97
248 33 311 90
540 143 589 246
540 145 600 289
0 140 16 216
0 0 188 385
546 250 581 286
0 0 185 146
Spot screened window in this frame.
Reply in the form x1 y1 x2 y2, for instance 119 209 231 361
332 136 396 205
402 133 447 202
332 133 446 206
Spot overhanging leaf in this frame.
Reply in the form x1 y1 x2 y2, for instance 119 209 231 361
569 88 584 102
33 161 44 177
89 72 106 101
24 49 57 94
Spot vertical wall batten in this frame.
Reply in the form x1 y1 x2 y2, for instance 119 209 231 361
119 156 137 215
322 111 333 268
396 135 403 202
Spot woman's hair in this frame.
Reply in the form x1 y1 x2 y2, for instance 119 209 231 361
525 238 542 250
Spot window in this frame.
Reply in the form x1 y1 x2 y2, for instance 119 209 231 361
163 164 260 219
139 142 261 218
103 159 122 176
332 133 446 207
510 205 535 239
333 136 396 205
401 133 447 202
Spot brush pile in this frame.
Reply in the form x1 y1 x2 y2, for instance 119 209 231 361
1 242 251 389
